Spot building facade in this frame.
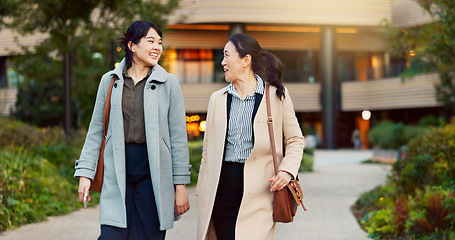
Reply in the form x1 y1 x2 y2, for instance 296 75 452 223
0 0 444 148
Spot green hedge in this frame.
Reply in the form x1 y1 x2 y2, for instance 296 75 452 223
0 148 80 231
368 121 428 150
368 117 444 150
353 120 455 239
0 118 86 231
0 118 64 148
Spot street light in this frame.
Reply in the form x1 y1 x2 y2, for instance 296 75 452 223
362 110 371 120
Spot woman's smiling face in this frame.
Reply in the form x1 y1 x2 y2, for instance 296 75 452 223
221 41 246 83
131 27 163 67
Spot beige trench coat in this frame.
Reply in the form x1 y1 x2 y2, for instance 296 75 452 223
196 85 305 240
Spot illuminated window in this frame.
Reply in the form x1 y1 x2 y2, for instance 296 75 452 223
176 49 214 83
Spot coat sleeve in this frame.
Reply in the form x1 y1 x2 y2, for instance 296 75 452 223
278 87 305 177
168 75 191 185
74 74 109 180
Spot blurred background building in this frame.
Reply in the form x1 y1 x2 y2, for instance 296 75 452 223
0 0 445 148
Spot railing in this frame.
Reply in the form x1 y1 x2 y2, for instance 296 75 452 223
339 62 409 82
341 72 441 111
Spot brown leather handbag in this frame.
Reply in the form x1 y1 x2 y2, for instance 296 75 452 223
90 77 115 193
265 84 306 223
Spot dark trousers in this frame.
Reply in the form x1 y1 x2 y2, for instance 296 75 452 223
212 161 245 240
98 143 165 240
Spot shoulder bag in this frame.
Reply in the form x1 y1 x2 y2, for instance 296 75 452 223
265 84 307 223
90 76 115 193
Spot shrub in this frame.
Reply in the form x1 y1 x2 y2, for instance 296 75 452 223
369 121 405 149
188 140 203 186
0 118 59 148
418 115 444 127
0 148 80 231
0 118 89 231
0 118 71 149
0 118 85 181
359 187 455 239
299 148 314 172
393 121 455 194
368 121 428 150
353 120 455 239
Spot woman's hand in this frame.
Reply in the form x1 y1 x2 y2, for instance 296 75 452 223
268 171 292 192
175 185 190 215
78 177 92 203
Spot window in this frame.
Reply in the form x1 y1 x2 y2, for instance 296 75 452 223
176 49 214 83
271 50 319 83
338 52 391 82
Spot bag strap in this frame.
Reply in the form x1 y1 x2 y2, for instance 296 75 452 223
265 84 279 175
103 77 115 137
266 84 307 211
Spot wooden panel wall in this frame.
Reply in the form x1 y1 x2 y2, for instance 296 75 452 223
164 30 229 49
0 88 17 116
169 0 391 26
337 31 386 51
165 29 386 52
392 0 435 28
285 83 321 112
341 73 441 111
181 83 227 113
0 28 48 56
248 32 320 51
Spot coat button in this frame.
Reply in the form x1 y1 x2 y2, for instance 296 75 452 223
114 83 117 88
75 162 79 167
151 85 156 90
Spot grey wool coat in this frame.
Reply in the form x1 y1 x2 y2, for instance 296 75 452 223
74 59 191 230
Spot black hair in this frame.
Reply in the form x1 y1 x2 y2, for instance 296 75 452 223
228 33 285 99
118 20 162 69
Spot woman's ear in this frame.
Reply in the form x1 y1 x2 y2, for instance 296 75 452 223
243 54 252 68
128 41 135 53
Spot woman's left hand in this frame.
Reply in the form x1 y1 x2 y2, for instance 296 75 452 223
268 171 292 192
175 185 190 215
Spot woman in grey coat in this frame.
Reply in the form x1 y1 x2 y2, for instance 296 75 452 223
74 20 191 239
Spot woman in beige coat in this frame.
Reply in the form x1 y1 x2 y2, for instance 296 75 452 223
196 33 305 240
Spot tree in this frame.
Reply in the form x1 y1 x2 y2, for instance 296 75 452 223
3 0 179 130
383 0 455 116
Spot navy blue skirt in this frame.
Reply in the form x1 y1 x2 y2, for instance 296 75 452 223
98 143 165 240
212 161 245 240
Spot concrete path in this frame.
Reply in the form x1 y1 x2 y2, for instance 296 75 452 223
0 150 389 240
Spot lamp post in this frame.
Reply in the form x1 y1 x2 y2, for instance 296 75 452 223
63 52 72 135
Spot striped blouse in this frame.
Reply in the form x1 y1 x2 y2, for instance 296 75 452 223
224 75 265 163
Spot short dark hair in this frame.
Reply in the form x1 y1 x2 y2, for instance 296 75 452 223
118 20 162 69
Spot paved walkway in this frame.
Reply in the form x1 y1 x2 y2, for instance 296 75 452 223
0 150 390 240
